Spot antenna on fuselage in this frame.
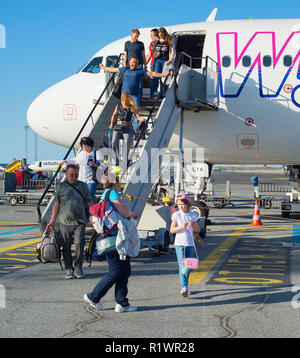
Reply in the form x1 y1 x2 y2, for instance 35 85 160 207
206 8 217 22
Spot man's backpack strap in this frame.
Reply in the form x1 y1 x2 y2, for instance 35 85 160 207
65 181 90 218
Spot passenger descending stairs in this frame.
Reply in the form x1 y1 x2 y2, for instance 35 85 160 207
38 56 219 230
121 59 219 220
122 77 180 220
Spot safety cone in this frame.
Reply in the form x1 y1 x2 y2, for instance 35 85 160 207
250 199 263 226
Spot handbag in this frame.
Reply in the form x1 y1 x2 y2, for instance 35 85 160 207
181 240 199 275
90 151 100 183
96 233 117 256
113 122 127 132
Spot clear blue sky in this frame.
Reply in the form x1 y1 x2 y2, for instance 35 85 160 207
0 0 300 164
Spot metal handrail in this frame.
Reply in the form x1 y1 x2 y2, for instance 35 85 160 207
128 75 171 167
174 52 219 107
37 53 124 223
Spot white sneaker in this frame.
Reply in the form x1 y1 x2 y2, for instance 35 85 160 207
114 303 138 313
74 268 84 279
181 287 188 297
83 294 103 310
65 269 74 279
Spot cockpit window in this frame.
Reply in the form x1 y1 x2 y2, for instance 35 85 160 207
106 56 119 67
82 57 103 73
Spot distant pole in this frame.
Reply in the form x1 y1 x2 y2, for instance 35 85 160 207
34 133 37 162
24 125 29 162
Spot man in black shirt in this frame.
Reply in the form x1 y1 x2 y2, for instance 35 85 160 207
124 28 146 68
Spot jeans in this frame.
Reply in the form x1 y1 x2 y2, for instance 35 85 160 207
112 123 134 167
59 223 85 270
150 58 166 97
130 94 140 135
87 250 131 307
175 245 195 289
87 182 98 203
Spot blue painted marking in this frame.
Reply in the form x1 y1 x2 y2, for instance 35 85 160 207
0 226 39 237
292 225 300 243
291 85 300 108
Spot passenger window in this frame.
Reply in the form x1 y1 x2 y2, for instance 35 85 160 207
242 56 251 67
222 56 231 67
283 55 293 67
106 56 119 67
263 55 272 67
82 57 103 73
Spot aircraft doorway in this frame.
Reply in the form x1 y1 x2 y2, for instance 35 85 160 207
173 33 206 69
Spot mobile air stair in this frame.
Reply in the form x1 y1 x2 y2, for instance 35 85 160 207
37 51 219 251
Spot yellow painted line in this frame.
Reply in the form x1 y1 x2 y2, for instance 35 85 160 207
0 238 41 254
0 264 26 270
189 228 246 284
213 277 283 285
5 252 37 256
218 270 285 276
0 257 38 263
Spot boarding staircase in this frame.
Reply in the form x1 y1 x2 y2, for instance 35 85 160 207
37 52 219 231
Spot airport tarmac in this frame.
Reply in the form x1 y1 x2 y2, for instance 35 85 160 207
1 172 300 340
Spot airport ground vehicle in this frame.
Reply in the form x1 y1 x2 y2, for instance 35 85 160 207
3 171 55 206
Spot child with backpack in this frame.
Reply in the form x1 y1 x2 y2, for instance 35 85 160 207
170 193 200 297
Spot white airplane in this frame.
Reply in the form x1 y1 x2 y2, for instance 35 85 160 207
27 9 300 167
28 160 60 172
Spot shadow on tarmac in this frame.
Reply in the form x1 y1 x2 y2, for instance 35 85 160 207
135 285 294 311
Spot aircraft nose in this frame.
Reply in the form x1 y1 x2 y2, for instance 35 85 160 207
27 74 106 148
27 90 56 143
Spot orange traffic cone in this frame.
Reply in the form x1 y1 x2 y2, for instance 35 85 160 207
250 199 263 226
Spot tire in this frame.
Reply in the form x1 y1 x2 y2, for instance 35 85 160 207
163 230 170 250
10 197 17 206
19 196 26 205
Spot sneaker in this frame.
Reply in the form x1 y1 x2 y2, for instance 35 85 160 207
74 268 84 279
65 269 74 279
114 303 138 313
181 287 188 297
83 294 103 310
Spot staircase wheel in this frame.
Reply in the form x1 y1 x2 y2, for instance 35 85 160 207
163 230 170 250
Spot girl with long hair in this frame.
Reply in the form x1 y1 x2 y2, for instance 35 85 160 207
170 193 200 297
110 92 144 167
150 27 174 97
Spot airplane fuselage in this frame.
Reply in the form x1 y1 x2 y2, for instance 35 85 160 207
27 18 300 164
